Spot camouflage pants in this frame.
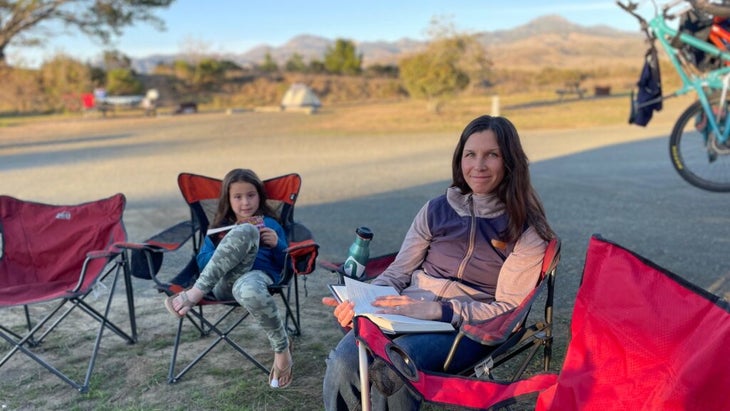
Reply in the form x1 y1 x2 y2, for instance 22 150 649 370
194 223 288 352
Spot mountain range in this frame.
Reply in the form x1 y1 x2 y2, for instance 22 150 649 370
132 15 644 73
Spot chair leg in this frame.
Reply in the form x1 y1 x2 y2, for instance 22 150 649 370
22 306 40 346
279 290 301 336
34 263 136 346
168 317 185 383
121 253 138 341
543 335 553 372
0 326 86 391
0 300 68 368
358 342 372 411
168 306 269 383
0 263 135 392
294 275 301 333
81 268 124 393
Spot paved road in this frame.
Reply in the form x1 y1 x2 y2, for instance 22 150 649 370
2 111 728 318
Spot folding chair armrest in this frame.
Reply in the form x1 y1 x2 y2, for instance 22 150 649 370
318 258 341 272
114 241 156 252
71 246 125 293
541 238 561 275
86 248 119 260
115 241 173 287
116 240 185 257
318 253 398 284
286 238 320 275
441 296 537 372
118 220 197 285
285 238 319 254
442 320 519 374
139 220 196 252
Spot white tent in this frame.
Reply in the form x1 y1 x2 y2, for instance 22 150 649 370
281 83 321 111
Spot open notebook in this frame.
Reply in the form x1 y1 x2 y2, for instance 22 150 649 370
329 277 454 334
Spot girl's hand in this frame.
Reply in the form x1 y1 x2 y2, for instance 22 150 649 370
259 227 278 248
372 295 441 320
322 297 355 328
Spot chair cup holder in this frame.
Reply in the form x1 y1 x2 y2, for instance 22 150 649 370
385 343 418 381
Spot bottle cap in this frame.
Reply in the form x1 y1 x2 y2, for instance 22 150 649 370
355 226 374 240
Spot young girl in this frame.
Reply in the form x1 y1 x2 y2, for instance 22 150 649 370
164 168 293 389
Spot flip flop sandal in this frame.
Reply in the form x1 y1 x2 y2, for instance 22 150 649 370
164 290 194 319
269 338 294 388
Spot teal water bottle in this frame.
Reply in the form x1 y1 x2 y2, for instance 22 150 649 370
343 227 373 279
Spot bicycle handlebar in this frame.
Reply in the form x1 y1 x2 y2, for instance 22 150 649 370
616 1 651 37
617 0 706 38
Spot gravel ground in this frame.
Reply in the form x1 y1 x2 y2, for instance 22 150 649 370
1 110 727 409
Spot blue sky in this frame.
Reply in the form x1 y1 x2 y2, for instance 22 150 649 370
7 0 649 67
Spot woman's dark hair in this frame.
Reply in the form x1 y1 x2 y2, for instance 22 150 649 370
451 115 554 242
212 168 278 228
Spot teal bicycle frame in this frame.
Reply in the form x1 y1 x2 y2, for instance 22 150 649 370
636 1 730 143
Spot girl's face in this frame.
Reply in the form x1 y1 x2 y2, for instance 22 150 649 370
229 181 260 222
461 130 505 195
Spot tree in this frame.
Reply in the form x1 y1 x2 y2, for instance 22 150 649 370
105 68 143 95
173 59 193 82
285 53 307 73
399 52 469 100
0 0 175 66
259 52 278 73
323 39 362 75
39 54 93 111
308 59 326 74
102 49 133 71
192 58 225 91
398 16 491 111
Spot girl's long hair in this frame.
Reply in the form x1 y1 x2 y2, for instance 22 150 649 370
212 168 278 228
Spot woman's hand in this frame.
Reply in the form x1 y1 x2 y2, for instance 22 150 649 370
372 295 442 320
322 297 356 328
259 227 278 248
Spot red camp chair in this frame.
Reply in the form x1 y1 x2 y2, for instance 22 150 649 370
355 235 730 410
534 235 730 411
128 172 319 383
0 194 137 393
352 237 560 410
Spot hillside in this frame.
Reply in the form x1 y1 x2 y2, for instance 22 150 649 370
132 15 646 73
1 15 652 115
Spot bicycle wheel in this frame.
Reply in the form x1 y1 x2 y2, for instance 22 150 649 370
669 98 730 192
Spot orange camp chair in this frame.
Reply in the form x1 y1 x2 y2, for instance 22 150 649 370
355 234 730 410
128 172 319 383
0 194 137 393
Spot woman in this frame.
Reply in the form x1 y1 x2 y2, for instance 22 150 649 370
165 168 293 389
322 115 555 410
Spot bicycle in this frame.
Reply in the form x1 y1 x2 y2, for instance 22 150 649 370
618 0 730 192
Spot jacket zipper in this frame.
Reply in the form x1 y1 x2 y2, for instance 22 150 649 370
437 195 476 300
456 195 477 280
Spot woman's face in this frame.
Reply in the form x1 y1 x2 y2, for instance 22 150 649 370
461 130 505 195
229 181 260 222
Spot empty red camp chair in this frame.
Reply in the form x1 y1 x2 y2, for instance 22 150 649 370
0 194 137 393
355 234 730 411
535 235 730 411
128 172 319 383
